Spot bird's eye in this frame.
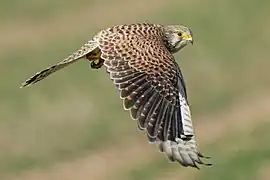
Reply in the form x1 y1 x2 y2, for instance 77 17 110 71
177 32 182 37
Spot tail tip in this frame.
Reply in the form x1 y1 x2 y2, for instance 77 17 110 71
20 82 30 88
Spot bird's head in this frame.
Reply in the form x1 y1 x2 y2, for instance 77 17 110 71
163 25 194 53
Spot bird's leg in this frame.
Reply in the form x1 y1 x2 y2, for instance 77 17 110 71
90 58 105 69
86 48 104 69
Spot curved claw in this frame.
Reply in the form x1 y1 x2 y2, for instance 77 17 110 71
90 59 104 69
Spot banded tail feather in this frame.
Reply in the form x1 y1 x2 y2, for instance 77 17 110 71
20 40 99 88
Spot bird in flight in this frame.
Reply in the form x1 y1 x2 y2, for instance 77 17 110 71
21 23 211 168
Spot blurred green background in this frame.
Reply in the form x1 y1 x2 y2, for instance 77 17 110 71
1 0 270 179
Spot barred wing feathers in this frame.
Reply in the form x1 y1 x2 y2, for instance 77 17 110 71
97 23 210 168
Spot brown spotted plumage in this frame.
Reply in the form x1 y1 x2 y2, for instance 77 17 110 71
20 23 211 168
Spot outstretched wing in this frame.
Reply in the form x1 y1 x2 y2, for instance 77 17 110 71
98 23 210 168
20 38 99 88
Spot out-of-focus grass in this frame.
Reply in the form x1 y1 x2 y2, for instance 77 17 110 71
198 121 270 180
205 150 270 180
0 0 100 22
117 157 172 180
117 121 270 180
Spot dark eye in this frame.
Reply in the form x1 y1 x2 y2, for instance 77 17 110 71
177 32 182 37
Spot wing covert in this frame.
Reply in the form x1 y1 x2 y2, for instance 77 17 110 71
97 23 210 168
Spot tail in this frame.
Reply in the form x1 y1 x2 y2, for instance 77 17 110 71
20 40 99 88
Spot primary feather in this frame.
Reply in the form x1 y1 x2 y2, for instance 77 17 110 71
21 23 211 168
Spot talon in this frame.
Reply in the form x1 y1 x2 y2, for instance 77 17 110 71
90 59 104 69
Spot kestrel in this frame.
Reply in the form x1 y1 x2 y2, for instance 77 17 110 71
21 23 211 168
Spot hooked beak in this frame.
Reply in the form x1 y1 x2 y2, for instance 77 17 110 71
184 34 194 45
189 38 194 45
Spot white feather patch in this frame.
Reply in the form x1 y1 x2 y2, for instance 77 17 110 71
179 92 194 137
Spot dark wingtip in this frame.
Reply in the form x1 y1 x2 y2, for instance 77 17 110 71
20 75 38 88
198 152 211 159
192 163 200 170
20 81 30 88
196 152 212 167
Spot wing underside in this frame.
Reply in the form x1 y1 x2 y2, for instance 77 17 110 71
98 23 211 168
